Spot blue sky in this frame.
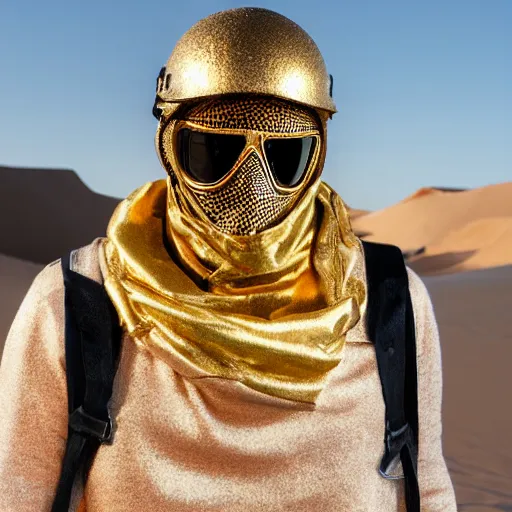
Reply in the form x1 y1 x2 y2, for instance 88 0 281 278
0 0 510 210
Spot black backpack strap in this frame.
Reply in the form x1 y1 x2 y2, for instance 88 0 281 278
362 240 420 512
52 251 121 512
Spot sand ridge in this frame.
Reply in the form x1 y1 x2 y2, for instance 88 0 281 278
352 182 512 273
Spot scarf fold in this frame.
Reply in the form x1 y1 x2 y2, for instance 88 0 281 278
102 178 366 404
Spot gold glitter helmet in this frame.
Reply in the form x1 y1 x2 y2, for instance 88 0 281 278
152 7 336 119
155 7 336 236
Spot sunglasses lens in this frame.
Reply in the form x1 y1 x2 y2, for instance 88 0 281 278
178 128 246 184
264 137 316 187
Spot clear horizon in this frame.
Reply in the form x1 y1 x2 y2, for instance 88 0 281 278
0 0 510 210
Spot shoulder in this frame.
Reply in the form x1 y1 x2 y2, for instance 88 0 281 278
406 266 432 313
0 237 108 405
2 238 105 364
347 245 435 345
406 266 440 362
24 237 105 306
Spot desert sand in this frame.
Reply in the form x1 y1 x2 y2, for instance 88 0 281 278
352 183 512 254
1 166 511 511
426 266 512 509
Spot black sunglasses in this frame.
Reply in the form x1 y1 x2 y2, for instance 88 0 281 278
177 128 318 188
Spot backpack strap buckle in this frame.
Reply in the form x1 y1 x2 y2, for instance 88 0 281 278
69 405 113 443
379 421 412 480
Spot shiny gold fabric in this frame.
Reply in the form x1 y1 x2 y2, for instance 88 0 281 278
0 239 458 511
155 7 336 116
102 178 364 404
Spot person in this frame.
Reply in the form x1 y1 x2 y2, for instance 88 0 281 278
0 7 457 511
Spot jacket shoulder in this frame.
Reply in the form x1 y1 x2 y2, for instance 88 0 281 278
34 237 105 297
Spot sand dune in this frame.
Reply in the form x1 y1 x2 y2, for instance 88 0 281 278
352 182 512 254
402 186 467 202
409 217 512 275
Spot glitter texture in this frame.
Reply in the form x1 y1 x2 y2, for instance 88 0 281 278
156 8 336 114
0 238 457 511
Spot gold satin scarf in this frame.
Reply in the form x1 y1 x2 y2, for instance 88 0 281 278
102 178 366 404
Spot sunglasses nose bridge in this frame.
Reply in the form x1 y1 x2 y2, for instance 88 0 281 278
244 131 263 151
241 131 267 163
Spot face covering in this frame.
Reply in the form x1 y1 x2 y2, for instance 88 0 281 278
102 96 366 405
158 96 324 235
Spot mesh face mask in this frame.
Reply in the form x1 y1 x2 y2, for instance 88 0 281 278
159 96 324 236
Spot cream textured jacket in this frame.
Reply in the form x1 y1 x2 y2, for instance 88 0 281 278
0 238 457 511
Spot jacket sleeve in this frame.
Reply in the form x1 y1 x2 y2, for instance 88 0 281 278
407 268 458 511
0 261 69 511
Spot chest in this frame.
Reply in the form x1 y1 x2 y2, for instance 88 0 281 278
84 341 405 511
